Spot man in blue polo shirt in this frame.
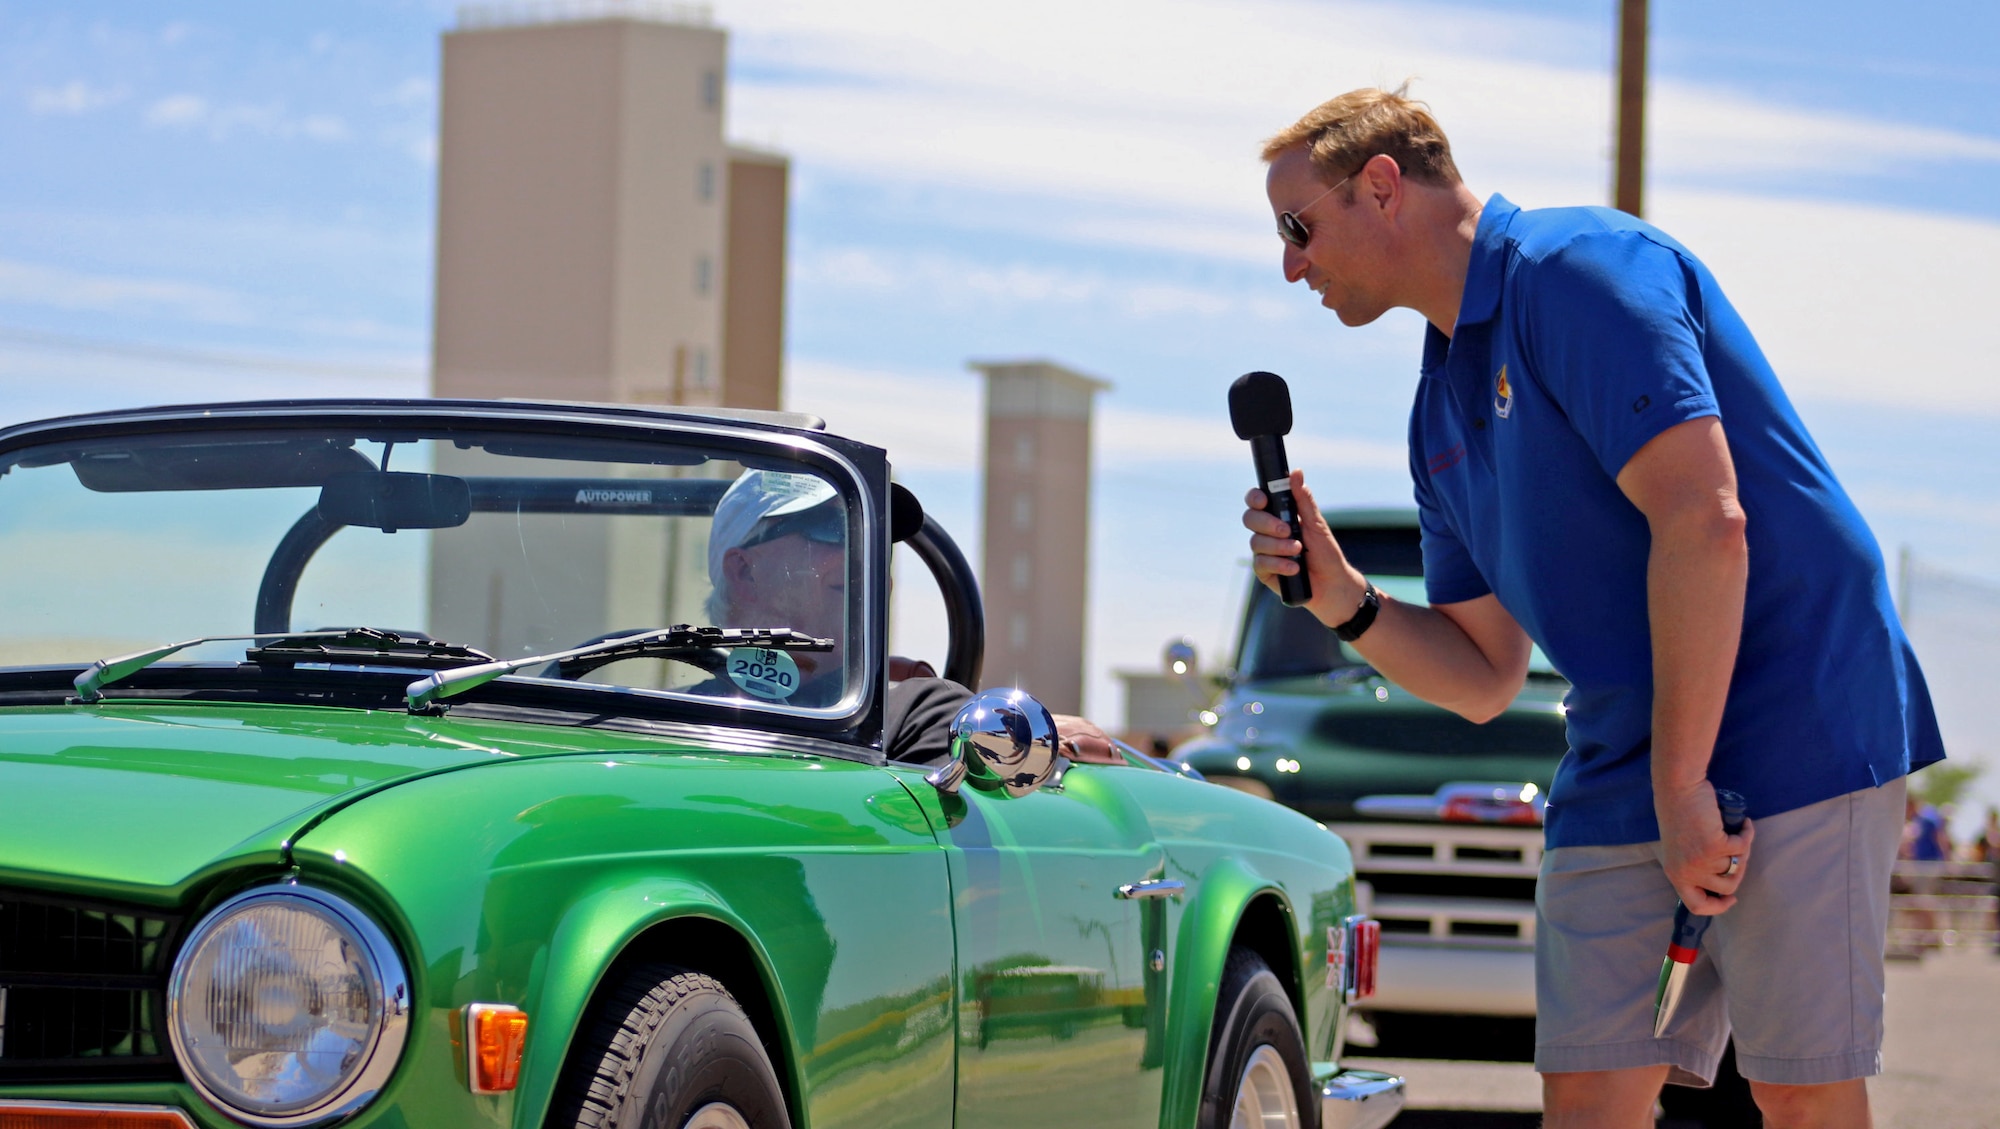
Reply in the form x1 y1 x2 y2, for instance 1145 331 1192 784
1244 87 1943 1128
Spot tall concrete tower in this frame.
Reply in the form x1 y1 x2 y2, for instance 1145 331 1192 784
432 2 786 409
973 360 1109 715
427 2 788 660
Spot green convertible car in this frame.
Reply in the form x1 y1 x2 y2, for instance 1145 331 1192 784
0 399 1402 1129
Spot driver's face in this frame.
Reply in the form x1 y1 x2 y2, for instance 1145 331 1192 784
718 533 846 672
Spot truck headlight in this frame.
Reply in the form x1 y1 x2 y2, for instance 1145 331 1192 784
168 884 409 1126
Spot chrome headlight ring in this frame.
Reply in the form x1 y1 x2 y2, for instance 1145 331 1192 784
167 883 410 1128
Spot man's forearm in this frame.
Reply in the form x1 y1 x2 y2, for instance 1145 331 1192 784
1349 593 1530 723
1646 504 1748 797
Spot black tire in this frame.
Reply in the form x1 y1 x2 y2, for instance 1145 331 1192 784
547 964 792 1129
1195 949 1316 1129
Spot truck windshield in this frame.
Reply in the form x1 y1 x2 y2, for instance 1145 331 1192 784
1234 525 1557 683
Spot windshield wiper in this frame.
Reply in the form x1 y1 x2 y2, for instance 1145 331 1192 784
71 628 496 702
246 629 494 670
404 624 833 713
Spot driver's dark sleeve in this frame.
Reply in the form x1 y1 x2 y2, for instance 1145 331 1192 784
883 676 975 764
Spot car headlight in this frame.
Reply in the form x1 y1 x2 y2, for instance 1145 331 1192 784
168 884 410 1127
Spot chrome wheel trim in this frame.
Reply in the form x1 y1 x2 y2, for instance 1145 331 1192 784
1230 1044 1302 1129
683 1102 753 1129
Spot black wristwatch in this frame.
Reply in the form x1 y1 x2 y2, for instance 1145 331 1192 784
1332 582 1381 642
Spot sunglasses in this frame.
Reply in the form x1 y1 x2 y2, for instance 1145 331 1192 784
1277 167 1363 250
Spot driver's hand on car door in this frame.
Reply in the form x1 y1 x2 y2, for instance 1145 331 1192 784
1053 715 1122 765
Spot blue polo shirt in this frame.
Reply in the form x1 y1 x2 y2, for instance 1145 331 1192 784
1411 194 1944 849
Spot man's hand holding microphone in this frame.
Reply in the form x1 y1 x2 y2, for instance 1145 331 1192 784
1231 371 1374 631
1230 371 1539 729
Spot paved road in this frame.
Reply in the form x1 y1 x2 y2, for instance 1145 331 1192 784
1346 942 2000 1127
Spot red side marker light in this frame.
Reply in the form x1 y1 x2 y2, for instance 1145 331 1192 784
1350 917 1380 1001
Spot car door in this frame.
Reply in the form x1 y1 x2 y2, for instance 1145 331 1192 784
925 763 1172 1129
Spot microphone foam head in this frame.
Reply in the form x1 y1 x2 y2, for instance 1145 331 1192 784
1228 371 1293 439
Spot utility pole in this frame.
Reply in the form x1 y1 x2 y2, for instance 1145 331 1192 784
1615 0 1648 216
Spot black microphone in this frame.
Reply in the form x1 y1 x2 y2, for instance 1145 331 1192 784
1229 371 1311 607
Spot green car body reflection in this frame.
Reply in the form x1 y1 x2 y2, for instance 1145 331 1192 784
0 400 1394 1129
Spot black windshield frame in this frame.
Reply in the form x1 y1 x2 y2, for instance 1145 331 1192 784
0 399 893 747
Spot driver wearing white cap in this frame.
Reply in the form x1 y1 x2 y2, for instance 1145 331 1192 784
707 470 1117 764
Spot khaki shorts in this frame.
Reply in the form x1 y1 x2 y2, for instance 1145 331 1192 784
1534 778 1903 1087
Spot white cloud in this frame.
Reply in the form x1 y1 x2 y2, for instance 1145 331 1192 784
721 0 2000 229
383 77 437 107
1098 404 1406 471
144 93 208 127
785 359 979 472
1652 189 2000 415
795 246 1294 322
143 94 351 143
723 0 2000 419
786 356 1405 474
0 258 251 324
28 81 127 116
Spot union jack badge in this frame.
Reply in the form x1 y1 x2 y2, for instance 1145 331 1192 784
1326 923 1347 989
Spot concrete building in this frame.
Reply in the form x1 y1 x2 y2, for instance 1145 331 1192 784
427 1 788 658
973 360 1108 715
433 1 786 409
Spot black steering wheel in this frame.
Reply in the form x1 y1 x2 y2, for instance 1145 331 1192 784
901 512 985 690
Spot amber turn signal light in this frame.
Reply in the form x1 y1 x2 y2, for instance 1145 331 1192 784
466 1003 530 1094
0 1101 196 1128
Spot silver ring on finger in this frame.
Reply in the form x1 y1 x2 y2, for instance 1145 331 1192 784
1722 854 1741 877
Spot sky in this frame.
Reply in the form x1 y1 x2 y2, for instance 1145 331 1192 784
2 0 1997 816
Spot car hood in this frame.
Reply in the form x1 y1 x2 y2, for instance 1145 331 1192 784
0 702 693 899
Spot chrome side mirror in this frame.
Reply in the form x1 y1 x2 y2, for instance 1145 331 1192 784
927 688 1060 799
1163 637 1198 676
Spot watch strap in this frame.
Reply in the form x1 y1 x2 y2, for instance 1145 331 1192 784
1333 582 1380 642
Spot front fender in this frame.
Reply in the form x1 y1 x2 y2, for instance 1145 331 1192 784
1159 854 1295 1129
510 878 794 1129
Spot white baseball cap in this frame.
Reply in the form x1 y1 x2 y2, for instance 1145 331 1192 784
707 469 842 584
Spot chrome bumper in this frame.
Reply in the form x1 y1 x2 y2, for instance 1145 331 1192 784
1318 1067 1406 1129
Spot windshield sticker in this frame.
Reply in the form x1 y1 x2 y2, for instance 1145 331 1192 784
727 647 801 700
574 488 655 506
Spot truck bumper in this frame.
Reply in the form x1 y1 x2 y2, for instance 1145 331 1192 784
1317 1067 1406 1129
1365 940 1537 1016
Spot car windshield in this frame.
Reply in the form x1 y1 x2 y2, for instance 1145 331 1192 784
1235 521 1557 682
0 423 860 714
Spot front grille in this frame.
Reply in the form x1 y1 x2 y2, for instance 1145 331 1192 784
0 890 183 1083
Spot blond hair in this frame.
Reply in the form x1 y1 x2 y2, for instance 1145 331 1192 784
1262 85 1461 188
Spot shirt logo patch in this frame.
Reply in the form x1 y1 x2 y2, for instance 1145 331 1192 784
1427 443 1466 476
1494 364 1514 420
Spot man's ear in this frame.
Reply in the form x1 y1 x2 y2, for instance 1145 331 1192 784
721 545 754 590
1359 153 1402 217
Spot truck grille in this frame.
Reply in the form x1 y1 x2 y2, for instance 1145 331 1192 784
0 890 183 1083
1330 822 1541 951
